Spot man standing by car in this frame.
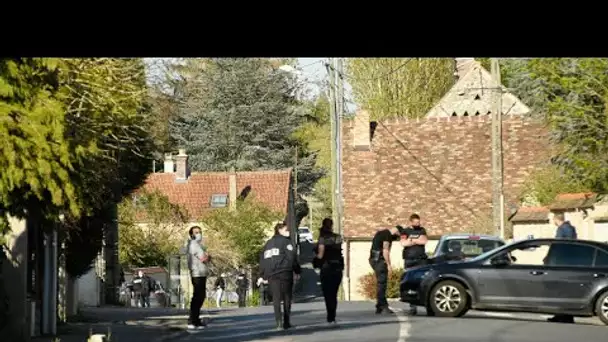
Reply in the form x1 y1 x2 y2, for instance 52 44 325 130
369 226 401 314
548 213 577 323
132 270 153 308
400 214 428 316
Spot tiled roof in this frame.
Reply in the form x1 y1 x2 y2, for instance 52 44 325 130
342 115 549 237
548 192 597 210
138 169 292 220
426 61 530 118
510 206 550 222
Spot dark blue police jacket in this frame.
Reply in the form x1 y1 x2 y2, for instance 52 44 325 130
555 221 577 239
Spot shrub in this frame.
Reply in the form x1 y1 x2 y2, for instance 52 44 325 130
358 268 404 299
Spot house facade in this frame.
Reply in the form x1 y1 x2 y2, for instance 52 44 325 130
340 67 552 300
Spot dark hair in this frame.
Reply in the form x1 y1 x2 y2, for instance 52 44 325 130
189 226 202 239
409 214 420 221
320 218 333 236
274 222 287 235
554 213 565 222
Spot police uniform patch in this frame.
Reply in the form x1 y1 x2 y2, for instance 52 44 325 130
287 244 293 251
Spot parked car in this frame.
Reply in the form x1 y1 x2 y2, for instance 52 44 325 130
431 233 505 261
400 238 608 325
298 227 314 243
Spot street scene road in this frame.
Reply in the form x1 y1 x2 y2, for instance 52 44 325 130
68 301 606 342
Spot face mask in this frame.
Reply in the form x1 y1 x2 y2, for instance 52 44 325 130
194 233 202 241
138 273 143 277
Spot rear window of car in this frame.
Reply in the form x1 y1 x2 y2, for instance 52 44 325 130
439 238 504 257
299 228 310 234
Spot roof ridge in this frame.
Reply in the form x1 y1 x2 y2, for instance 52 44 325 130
360 114 541 126
149 169 292 176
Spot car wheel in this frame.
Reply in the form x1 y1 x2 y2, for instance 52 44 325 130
428 280 469 317
596 291 608 325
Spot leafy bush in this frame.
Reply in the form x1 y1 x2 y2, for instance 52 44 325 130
247 289 260 307
201 197 283 268
358 268 404 299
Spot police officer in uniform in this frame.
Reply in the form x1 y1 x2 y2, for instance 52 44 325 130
369 225 401 314
260 222 302 330
236 268 249 308
399 213 428 315
313 218 344 325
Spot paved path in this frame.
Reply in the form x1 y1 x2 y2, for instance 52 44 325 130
172 301 607 342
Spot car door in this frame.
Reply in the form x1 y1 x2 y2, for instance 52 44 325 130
475 241 552 309
538 242 597 311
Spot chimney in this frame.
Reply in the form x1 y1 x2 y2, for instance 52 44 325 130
454 58 476 80
353 109 371 151
175 149 189 181
163 153 174 173
229 166 237 211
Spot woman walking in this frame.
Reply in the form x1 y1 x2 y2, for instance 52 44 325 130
314 218 344 325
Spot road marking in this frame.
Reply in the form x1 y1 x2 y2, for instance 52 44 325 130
389 306 410 342
476 312 516 318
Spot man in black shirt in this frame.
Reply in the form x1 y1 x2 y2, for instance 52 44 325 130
399 213 428 315
369 226 401 314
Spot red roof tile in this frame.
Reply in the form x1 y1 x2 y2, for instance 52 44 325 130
549 192 597 210
137 169 292 220
510 206 550 222
342 115 550 237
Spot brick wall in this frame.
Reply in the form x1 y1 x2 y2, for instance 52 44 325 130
342 115 550 237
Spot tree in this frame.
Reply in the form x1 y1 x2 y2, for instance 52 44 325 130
168 58 323 221
118 190 188 268
59 58 156 277
0 59 77 226
504 58 608 194
346 58 454 120
292 94 332 228
201 197 283 269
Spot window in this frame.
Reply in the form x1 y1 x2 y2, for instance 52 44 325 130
595 250 608 267
440 238 504 258
210 194 228 208
547 243 595 267
508 243 551 266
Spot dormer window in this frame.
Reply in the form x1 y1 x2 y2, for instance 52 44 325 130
210 194 228 208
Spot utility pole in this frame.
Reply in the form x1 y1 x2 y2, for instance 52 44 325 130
490 58 504 238
326 59 338 228
336 58 345 236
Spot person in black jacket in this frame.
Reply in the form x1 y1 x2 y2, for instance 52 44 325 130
314 218 344 326
260 222 302 330
236 268 249 308
132 270 153 308
214 273 226 308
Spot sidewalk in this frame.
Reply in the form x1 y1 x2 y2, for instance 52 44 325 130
31 307 211 342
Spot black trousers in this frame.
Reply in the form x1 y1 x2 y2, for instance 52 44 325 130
189 276 207 325
260 285 270 305
370 259 388 310
269 274 294 326
320 266 342 322
237 288 247 307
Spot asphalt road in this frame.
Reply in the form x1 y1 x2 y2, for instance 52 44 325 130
175 301 607 342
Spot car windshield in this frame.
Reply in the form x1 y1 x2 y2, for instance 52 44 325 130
469 241 515 262
439 238 504 257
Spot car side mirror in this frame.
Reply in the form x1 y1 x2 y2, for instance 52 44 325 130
491 256 510 266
